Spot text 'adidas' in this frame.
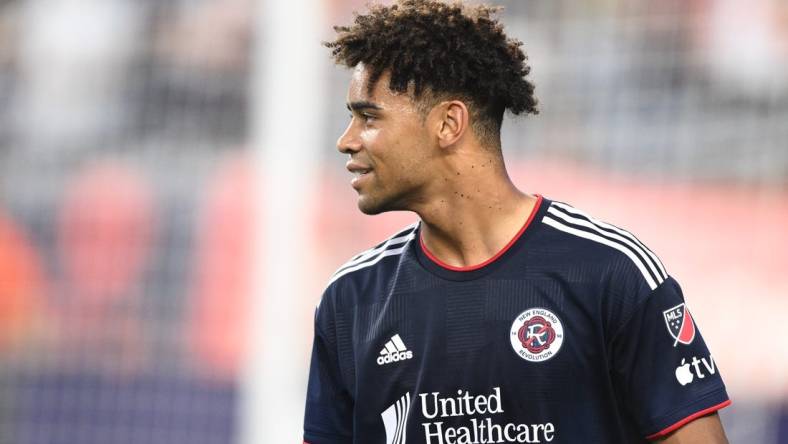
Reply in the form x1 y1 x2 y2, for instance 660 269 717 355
377 334 414 366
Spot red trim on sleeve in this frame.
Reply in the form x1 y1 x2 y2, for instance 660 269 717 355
645 399 731 440
420 195 543 271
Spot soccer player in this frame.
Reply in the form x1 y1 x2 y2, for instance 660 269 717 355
304 1 730 443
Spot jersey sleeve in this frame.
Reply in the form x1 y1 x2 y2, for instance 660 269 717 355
303 292 354 444
608 276 730 440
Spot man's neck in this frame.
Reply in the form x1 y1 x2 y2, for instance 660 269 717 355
413 161 538 269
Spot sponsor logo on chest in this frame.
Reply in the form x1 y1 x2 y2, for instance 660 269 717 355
382 387 555 444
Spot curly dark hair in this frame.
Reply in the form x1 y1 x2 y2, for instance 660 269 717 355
326 0 538 147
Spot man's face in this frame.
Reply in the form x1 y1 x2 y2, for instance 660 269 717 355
337 64 435 215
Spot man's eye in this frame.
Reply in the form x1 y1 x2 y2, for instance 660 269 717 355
347 112 377 123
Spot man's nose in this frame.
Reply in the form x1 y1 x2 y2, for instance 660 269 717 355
337 122 361 154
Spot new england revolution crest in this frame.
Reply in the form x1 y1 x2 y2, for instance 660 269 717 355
662 303 696 346
510 308 564 362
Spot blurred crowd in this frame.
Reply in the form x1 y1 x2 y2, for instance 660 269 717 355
0 1 254 443
501 0 788 182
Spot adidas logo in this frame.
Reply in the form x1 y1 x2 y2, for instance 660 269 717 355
377 334 413 366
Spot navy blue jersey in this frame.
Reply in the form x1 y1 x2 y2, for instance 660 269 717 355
304 196 730 444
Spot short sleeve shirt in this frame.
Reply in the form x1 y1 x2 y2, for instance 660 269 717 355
304 196 730 443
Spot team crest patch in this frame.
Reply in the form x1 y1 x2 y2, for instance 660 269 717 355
663 303 696 346
510 308 564 362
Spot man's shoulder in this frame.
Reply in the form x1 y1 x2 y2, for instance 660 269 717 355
539 199 669 292
325 221 419 290
315 222 419 331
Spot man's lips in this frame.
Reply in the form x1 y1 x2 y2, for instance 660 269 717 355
346 161 373 189
346 161 372 175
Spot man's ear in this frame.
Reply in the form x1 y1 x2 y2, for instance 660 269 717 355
432 100 469 149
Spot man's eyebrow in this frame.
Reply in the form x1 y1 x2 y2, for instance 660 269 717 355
347 101 383 112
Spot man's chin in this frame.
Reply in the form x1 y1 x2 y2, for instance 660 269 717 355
356 194 394 215
357 190 412 215
357 198 385 215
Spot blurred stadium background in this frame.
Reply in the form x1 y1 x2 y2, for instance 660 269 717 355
0 0 786 442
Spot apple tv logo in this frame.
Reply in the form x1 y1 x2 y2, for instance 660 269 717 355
675 359 694 385
675 355 717 386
